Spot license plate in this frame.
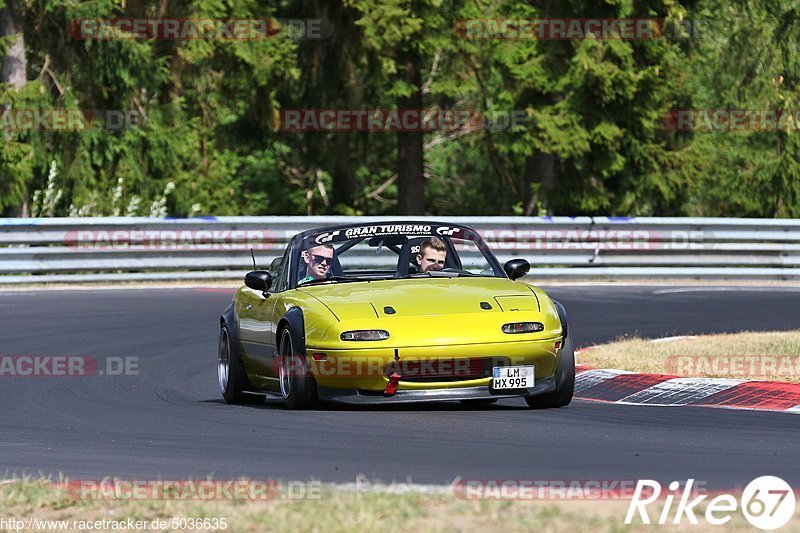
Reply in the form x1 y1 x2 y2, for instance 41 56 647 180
492 366 535 389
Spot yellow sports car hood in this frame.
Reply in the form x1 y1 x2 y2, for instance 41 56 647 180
298 278 537 317
297 278 562 347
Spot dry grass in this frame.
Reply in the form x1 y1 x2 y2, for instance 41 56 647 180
577 330 800 382
2 478 799 532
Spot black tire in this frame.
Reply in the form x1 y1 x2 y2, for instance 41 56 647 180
278 328 318 410
460 399 498 406
525 336 575 409
218 324 263 405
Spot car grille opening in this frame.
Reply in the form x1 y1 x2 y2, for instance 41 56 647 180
386 357 511 383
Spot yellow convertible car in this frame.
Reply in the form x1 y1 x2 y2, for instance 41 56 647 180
218 221 573 409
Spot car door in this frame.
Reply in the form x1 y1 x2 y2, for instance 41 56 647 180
236 248 290 392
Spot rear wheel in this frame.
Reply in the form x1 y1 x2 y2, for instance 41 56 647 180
525 336 575 409
278 328 318 410
218 325 263 405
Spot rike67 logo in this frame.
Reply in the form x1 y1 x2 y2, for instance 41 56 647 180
626 476 796 530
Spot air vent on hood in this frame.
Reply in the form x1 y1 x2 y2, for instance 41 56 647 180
480 302 492 310
494 295 539 312
384 306 396 315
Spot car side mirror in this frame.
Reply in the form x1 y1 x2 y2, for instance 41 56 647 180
503 259 530 280
245 270 272 294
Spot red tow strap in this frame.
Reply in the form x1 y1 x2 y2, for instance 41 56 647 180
384 372 402 396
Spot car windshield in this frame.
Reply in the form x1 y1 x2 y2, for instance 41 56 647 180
295 224 504 284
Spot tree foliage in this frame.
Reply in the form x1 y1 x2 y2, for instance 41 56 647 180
0 0 798 217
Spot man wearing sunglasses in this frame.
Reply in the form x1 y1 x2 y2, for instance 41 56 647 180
299 244 335 284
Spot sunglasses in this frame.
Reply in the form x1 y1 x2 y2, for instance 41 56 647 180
309 253 333 266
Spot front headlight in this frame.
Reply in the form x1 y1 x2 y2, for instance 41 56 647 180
340 330 390 341
502 322 544 334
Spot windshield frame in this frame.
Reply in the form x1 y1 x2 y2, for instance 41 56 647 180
287 221 506 289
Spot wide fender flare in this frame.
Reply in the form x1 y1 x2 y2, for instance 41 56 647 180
278 307 307 356
220 302 241 350
553 300 568 340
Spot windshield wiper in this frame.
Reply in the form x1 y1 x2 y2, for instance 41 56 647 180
299 275 369 285
398 271 461 279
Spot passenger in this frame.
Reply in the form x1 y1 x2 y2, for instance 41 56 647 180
416 237 446 273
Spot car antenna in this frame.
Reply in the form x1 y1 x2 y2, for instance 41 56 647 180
251 248 257 269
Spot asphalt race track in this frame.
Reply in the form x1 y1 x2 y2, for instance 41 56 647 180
1 285 799 489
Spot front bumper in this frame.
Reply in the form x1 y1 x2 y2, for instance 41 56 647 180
307 338 561 391
316 375 556 405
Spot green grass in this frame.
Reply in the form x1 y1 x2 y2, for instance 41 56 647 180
577 330 800 382
2 478 798 532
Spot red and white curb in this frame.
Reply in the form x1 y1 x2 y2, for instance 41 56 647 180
574 365 800 414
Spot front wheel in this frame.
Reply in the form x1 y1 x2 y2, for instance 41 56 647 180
278 328 318 410
525 336 575 409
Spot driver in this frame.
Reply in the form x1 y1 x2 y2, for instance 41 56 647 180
299 244 334 284
416 237 446 273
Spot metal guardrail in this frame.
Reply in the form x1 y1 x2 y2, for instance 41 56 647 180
1 216 800 283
